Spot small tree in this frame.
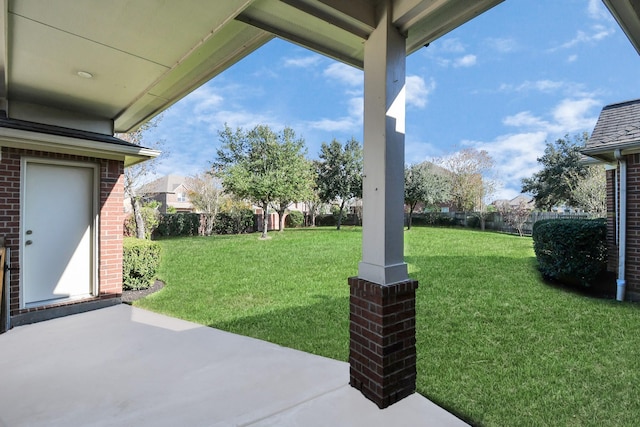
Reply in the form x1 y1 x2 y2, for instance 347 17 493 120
118 117 163 239
214 124 311 238
497 199 532 237
441 148 495 229
186 172 226 236
404 162 451 230
570 164 606 215
317 138 363 230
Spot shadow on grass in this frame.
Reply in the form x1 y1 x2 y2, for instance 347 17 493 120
208 294 351 362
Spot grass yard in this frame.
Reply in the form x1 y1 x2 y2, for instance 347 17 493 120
136 227 640 426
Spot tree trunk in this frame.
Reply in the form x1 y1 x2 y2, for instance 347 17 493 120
205 214 214 236
336 200 346 230
132 196 146 239
278 209 286 232
261 202 269 239
407 203 417 230
480 214 486 231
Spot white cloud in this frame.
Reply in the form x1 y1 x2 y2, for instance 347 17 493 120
406 76 435 109
587 0 611 21
567 54 578 63
461 132 548 200
324 62 363 86
455 96 601 201
551 98 600 132
284 56 322 68
439 38 466 53
551 25 615 51
486 37 518 53
453 54 477 68
503 111 551 129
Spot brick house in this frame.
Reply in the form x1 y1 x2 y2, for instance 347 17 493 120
582 99 640 302
0 118 158 327
138 174 194 214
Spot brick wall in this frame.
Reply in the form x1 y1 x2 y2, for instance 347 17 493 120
606 156 640 302
606 168 618 273
0 147 125 317
348 277 418 408
624 154 640 301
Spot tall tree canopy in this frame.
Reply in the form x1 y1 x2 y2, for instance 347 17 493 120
214 124 313 238
521 133 591 211
316 138 363 230
404 162 451 230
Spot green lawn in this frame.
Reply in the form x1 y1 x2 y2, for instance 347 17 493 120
135 227 640 426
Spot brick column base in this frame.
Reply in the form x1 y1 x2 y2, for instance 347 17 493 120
348 277 418 409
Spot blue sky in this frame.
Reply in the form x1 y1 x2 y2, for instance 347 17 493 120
147 0 640 200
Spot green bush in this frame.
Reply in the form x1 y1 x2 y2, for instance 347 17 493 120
532 218 607 287
316 214 337 227
285 210 305 228
417 213 456 227
123 237 161 290
214 209 254 234
156 213 200 237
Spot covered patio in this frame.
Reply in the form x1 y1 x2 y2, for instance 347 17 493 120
0 304 467 426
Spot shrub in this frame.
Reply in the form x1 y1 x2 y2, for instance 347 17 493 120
419 213 456 227
285 210 305 228
316 214 337 227
156 213 200 237
123 237 161 290
532 218 607 287
214 209 254 234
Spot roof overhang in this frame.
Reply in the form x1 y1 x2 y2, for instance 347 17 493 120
582 141 640 164
0 0 505 136
0 121 159 167
603 0 640 55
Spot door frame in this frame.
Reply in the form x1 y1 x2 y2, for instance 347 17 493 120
20 157 99 308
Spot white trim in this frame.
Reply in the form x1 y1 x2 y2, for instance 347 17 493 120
0 126 159 167
20 157 99 308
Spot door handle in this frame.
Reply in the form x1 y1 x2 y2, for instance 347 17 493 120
25 240 33 245
26 230 33 235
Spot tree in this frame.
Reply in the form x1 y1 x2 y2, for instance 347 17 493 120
269 136 315 232
441 148 496 229
118 117 163 239
317 138 363 230
214 124 311 239
570 164 606 215
186 172 226 236
497 199 532 237
521 133 589 211
404 162 451 230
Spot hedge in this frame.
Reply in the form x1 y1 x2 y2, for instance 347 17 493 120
155 213 200 237
532 218 607 287
123 237 161 290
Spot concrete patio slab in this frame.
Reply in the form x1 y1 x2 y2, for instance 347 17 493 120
0 305 468 426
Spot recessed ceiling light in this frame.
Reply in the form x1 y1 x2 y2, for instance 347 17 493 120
77 71 93 79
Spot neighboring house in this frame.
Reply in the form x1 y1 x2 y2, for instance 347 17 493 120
582 98 640 302
138 175 194 213
492 195 535 210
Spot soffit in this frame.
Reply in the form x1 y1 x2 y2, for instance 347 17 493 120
1 0 504 134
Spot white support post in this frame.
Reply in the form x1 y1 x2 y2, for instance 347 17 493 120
358 1 408 286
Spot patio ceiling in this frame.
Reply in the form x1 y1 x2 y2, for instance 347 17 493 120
0 0 504 134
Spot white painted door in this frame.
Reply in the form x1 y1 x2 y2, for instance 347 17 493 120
23 161 95 306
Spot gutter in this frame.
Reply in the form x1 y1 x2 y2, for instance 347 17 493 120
614 149 626 301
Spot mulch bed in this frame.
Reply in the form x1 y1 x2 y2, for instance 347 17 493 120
121 280 165 304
